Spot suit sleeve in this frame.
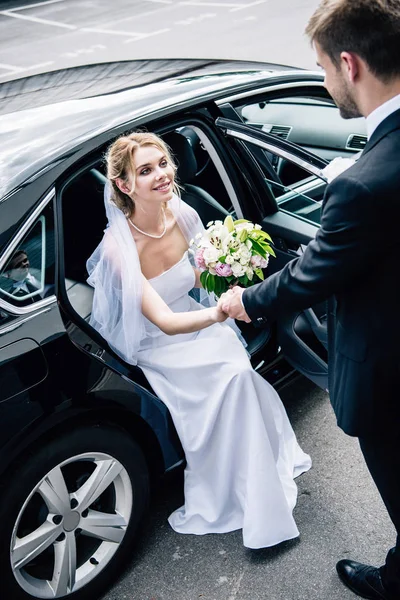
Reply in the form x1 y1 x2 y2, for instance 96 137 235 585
243 175 377 321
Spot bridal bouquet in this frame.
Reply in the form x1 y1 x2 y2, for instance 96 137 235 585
190 215 275 297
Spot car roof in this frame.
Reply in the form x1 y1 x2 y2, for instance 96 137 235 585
0 59 303 200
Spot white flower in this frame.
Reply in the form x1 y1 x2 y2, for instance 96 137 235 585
208 224 230 249
246 267 254 280
235 222 253 233
207 221 214 227
222 233 236 253
255 224 262 230
225 254 234 264
189 238 194 246
246 239 252 249
231 262 246 277
238 246 252 261
195 232 203 240
203 246 222 264
321 156 356 183
208 266 217 275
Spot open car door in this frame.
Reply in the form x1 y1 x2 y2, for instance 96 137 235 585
216 116 334 391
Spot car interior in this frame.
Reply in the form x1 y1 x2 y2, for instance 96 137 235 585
60 89 367 391
217 89 367 388
231 91 366 224
61 124 276 384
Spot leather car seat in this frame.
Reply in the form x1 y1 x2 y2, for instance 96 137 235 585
163 130 272 363
163 131 231 223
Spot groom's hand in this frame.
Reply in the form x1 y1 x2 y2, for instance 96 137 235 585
220 287 251 323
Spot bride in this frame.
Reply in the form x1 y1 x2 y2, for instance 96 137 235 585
87 131 311 549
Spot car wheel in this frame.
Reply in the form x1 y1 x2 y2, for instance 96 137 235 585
0 425 149 600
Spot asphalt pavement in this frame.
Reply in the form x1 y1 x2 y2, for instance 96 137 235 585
0 0 320 83
101 377 395 600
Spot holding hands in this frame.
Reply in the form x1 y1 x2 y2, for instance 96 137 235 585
218 287 251 323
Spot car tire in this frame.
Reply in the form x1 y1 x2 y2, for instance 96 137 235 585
0 424 149 600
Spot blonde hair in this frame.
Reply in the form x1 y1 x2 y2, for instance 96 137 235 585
305 0 400 81
105 131 179 217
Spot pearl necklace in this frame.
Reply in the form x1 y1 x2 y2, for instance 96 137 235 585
128 207 167 239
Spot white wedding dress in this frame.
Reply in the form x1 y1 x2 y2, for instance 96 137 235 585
137 250 311 549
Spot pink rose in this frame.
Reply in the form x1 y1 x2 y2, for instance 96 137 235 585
251 255 269 269
195 248 206 270
215 262 233 277
250 254 262 267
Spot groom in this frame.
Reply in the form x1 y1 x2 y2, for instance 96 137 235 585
222 1 400 598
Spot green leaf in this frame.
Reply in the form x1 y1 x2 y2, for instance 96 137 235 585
214 275 221 297
200 270 208 289
255 268 264 281
219 255 226 264
263 244 276 257
254 230 273 242
250 239 267 258
207 274 215 293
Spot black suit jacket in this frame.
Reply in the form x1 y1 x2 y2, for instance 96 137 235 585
243 108 400 437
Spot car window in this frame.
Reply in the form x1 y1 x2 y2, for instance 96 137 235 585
0 201 56 308
243 140 328 226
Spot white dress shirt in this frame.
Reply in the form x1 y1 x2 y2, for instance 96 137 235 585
366 93 400 140
12 272 41 295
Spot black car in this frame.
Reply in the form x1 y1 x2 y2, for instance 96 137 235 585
0 59 366 600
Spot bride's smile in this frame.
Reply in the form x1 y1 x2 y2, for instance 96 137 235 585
133 145 175 204
153 180 171 193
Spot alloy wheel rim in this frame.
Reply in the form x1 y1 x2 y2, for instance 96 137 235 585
10 452 133 598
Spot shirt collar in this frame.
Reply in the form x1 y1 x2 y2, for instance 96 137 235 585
366 93 400 140
13 281 28 291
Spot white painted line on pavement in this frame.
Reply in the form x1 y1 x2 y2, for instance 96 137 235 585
175 12 216 25
81 26 143 38
179 1 243 6
230 0 266 11
124 28 170 43
6 0 66 12
61 44 107 59
0 10 77 29
82 25 171 42
179 0 266 7
107 3 178 27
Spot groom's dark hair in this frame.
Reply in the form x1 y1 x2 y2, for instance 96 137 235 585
305 0 400 82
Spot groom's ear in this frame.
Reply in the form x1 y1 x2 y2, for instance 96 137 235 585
115 177 132 195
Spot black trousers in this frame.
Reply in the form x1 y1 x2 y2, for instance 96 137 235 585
359 435 400 596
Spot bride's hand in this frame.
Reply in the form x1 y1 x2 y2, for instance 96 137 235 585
214 293 230 323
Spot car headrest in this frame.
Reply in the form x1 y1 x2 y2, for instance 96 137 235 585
163 131 197 184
